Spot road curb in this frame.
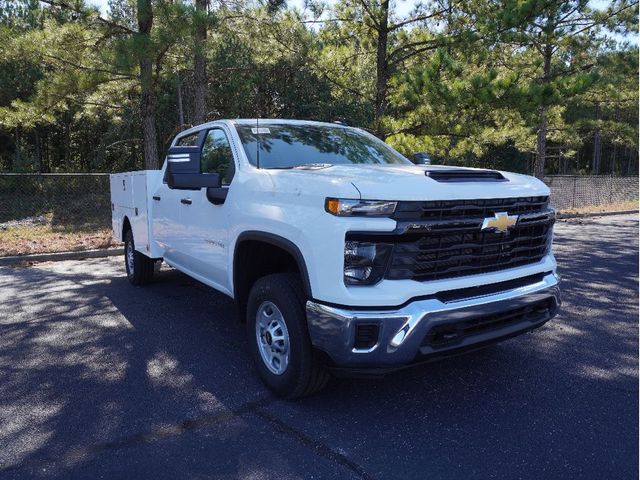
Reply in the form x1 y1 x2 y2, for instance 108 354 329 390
0 248 124 266
557 209 638 220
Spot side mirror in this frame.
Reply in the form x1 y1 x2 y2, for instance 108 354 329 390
165 144 220 190
167 172 221 190
412 152 431 165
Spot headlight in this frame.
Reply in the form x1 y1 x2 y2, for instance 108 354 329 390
325 198 397 217
344 241 392 285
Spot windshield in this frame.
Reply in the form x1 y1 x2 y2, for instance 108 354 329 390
235 123 411 168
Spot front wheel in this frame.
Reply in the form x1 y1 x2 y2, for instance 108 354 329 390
124 229 155 286
246 273 330 399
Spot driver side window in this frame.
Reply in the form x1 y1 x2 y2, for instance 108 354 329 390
201 129 235 185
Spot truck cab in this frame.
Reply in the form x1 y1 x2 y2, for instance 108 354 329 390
110 119 560 398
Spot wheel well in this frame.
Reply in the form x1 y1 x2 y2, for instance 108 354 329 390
233 238 309 321
121 216 131 241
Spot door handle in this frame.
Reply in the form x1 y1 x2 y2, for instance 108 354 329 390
180 198 192 205
152 196 161 201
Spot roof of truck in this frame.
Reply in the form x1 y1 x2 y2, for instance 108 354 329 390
172 119 361 147
231 119 351 128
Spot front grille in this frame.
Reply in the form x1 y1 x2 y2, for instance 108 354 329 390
393 196 549 221
346 196 554 283
422 299 554 349
387 220 552 281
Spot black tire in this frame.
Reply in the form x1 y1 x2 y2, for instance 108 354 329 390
246 273 330 399
124 229 155 286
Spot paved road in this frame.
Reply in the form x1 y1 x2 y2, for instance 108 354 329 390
0 214 637 479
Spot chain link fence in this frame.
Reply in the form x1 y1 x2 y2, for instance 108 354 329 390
0 173 637 256
0 173 112 256
543 175 639 210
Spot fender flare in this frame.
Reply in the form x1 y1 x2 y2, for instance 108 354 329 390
233 230 313 298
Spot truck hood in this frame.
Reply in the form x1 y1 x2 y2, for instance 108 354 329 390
274 164 549 201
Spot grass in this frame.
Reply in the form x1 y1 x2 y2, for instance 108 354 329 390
0 223 116 256
558 200 638 216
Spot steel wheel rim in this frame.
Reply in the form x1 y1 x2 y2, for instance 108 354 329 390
126 240 135 274
255 301 290 375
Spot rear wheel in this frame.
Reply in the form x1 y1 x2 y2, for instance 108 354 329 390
124 229 155 285
246 273 330 399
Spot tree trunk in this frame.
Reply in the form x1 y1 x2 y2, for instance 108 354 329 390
176 73 185 127
374 0 390 139
533 44 552 179
534 112 547 179
34 128 42 173
45 127 52 172
446 0 453 54
592 102 601 174
137 0 159 170
611 142 616 174
612 106 619 174
10 127 18 171
193 0 208 125
592 130 601 174
64 120 70 169
131 139 138 171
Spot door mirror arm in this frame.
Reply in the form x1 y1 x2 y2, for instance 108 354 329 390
206 187 228 205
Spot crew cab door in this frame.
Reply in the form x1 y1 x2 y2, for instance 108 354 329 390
175 127 236 293
151 131 202 259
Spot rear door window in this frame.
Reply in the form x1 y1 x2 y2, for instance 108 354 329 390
177 133 199 146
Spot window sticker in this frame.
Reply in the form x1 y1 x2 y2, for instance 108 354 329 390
251 127 270 134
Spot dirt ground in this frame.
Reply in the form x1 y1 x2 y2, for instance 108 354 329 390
0 218 115 256
558 200 638 216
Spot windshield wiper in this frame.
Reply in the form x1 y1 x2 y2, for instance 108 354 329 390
293 163 333 170
266 163 334 170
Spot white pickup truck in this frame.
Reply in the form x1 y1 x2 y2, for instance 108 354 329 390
110 119 561 398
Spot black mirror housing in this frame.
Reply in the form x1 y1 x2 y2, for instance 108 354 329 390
165 144 221 190
168 173 221 190
166 146 200 171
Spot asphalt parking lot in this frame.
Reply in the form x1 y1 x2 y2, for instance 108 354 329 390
0 213 637 479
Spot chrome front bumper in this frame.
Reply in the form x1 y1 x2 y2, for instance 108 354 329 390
306 273 561 367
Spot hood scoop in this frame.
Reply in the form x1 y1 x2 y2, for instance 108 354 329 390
425 169 507 183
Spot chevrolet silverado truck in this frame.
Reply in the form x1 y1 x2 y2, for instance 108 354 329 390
110 119 561 398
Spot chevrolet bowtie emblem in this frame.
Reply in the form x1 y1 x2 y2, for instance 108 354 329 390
481 212 519 233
